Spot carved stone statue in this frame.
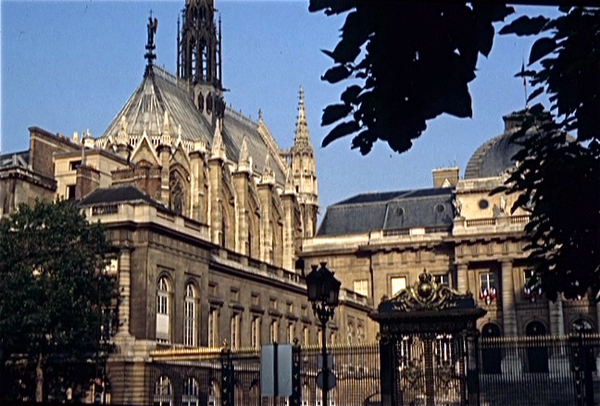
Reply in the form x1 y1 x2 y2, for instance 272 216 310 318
147 17 158 47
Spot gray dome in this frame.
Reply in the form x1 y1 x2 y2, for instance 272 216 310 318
464 113 528 180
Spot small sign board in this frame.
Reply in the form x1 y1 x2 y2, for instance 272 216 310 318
261 343 293 397
316 370 336 391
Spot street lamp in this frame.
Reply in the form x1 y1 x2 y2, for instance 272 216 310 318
306 262 341 406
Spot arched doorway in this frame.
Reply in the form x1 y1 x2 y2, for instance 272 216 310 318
481 323 502 373
526 321 548 373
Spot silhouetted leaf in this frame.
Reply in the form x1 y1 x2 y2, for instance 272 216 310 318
321 49 336 61
529 37 557 64
332 38 361 64
322 104 352 126
499 16 549 36
527 87 544 102
321 65 351 84
322 121 360 147
341 85 362 105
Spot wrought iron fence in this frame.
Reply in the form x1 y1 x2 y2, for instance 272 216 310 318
150 343 380 406
479 333 600 406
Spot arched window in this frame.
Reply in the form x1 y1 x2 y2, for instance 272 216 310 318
156 277 171 343
184 284 197 346
183 377 200 406
572 318 594 333
154 376 173 406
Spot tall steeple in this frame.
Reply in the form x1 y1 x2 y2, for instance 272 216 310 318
177 0 225 126
178 0 222 88
290 86 319 238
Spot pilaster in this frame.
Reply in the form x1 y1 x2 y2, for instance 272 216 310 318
501 259 517 336
457 263 469 293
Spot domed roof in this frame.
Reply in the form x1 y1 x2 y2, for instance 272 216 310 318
464 112 528 180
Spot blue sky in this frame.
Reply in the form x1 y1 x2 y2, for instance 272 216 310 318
1 1 558 214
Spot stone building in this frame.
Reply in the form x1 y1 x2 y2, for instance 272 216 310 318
0 1 370 403
301 112 599 346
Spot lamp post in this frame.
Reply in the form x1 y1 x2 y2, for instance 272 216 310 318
306 263 341 406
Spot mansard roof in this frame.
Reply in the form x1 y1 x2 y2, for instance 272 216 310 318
317 187 455 236
79 185 161 207
100 66 285 184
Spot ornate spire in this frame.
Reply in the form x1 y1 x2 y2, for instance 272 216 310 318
117 116 129 145
145 12 158 77
210 121 226 160
294 86 309 144
284 167 295 194
178 0 221 88
261 154 275 184
237 136 252 173
160 111 171 147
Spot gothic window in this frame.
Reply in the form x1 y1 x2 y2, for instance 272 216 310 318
197 92 204 112
154 376 173 406
156 277 171 343
182 377 200 406
184 284 197 346
207 92 213 114
170 171 185 215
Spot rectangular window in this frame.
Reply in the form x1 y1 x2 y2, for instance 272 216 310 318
353 279 369 296
391 276 407 296
270 298 277 309
67 185 77 201
230 289 239 302
184 298 196 346
434 274 450 286
230 313 240 349
270 319 279 343
303 326 309 346
287 302 294 313
251 316 261 349
287 322 295 344
252 293 260 306
69 160 82 171
480 272 497 291
208 308 218 347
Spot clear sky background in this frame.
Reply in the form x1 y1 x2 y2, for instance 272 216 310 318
1 1 558 217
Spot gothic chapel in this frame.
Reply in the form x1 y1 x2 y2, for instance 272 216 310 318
0 0 371 403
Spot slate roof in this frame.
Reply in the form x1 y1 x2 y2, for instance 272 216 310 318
463 132 521 180
100 66 285 184
317 187 455 236
79 185 161 207
0 150 29 169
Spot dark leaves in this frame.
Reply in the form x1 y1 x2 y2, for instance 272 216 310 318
313 2 514 153
499 15 550 36
322 121 360 147
529 37 557 64
321 65 351 84
322 104 352 126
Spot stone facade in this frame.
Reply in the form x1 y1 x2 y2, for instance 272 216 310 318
301 113 599 345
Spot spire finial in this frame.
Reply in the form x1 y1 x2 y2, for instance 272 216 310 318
145 12 158 76
294 85 309 143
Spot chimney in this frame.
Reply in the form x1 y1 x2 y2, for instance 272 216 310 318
75 165 101 200
432 167 459 188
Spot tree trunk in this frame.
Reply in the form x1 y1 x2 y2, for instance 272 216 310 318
35 352 44 403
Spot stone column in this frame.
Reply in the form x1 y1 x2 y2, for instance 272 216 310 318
116 247 131 336
501 259 517 336
457 263 469 293
549 295 565 337
500 259 521 374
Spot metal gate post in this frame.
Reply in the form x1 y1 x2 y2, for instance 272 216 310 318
291 339 301 406
570 334 584 406
221 345 234 406
465 328 481 406
379 334 397 406
581 335 595 406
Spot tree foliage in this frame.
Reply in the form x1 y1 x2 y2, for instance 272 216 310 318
309 1 514 154
0 199 119 401
497 7 600 300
